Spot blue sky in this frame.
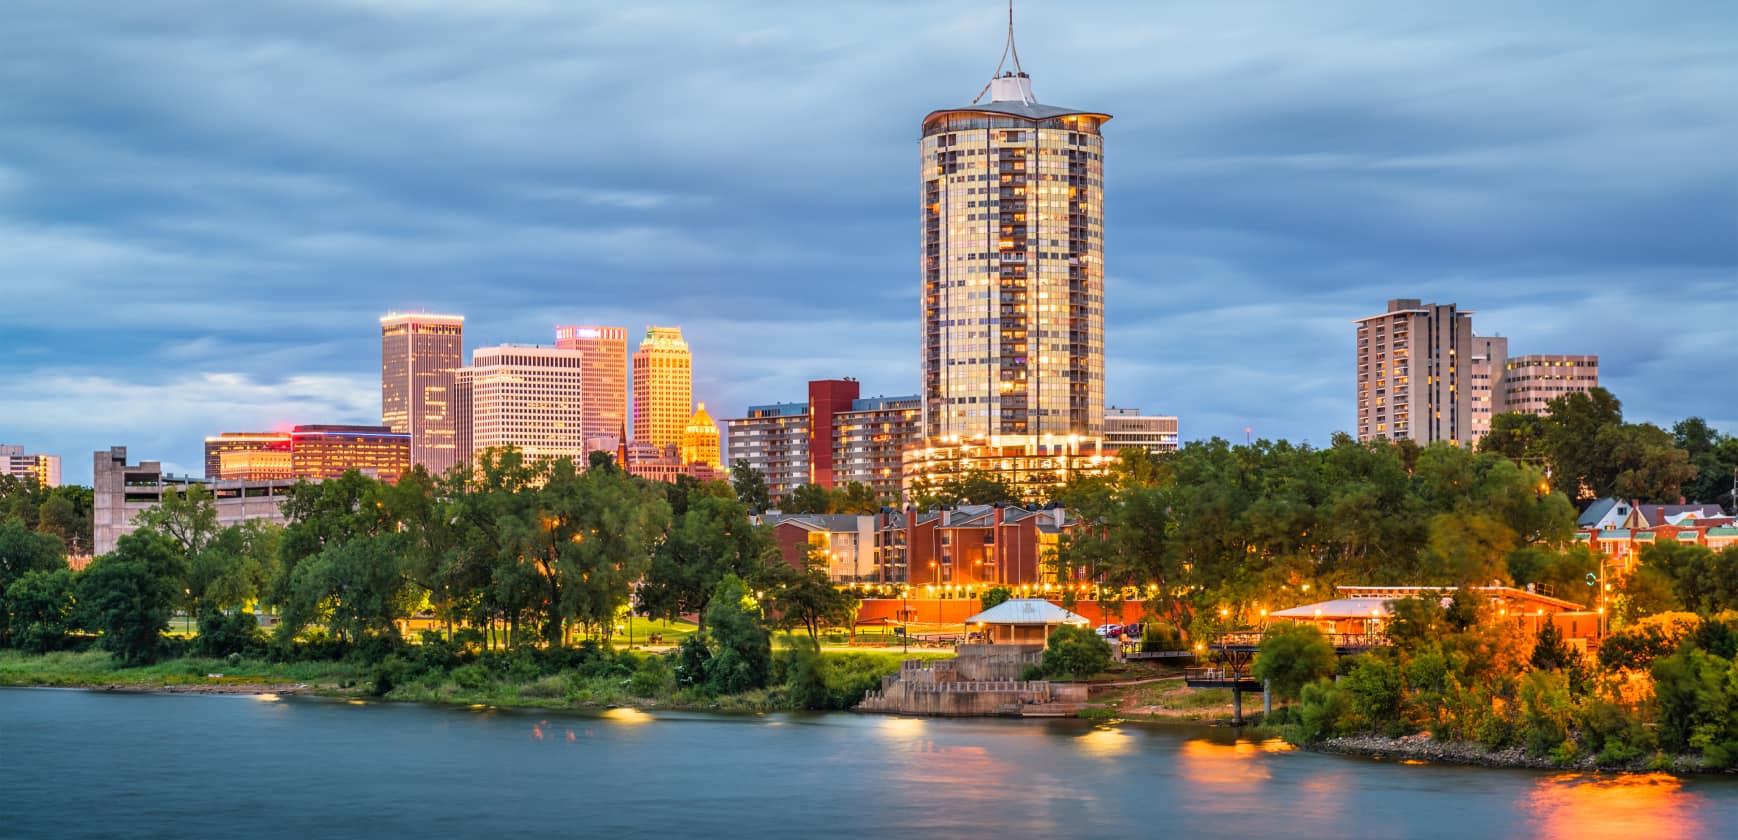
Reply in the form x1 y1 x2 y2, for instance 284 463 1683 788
3 1 1735 484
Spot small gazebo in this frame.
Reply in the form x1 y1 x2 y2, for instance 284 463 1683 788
963 599 1090 646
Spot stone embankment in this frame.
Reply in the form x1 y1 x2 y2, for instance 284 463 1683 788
856 644 1088 717
1313 732 1716 773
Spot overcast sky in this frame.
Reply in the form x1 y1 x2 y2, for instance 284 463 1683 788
3 0 1735 484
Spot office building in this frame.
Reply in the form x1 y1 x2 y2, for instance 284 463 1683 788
1355 299 1475 445
1503 355 1601 416
632 326 692 449
0 446 60 488
1468 336 1509 443
380 312 464 477
554 325 629 443
1102 408 1179 454
680 403 723 470
289 425 410 482
726 379 922 506
920 21 1109 441
455 345 588 465
93 447 294 556
203 432 291 479
218 450 294 481
903 435 1111 504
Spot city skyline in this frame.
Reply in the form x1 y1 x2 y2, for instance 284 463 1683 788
4 1 1734 484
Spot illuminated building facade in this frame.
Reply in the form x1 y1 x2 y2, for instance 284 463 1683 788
631 326 692 450
760 504 1081 586
289 425 410 483
1355 299 1474 446
902 435 1111 504
680 403 723 470
380 313 464 477
1102 408 1179 454
203 432 291 479
725 379 921 506
554 325 629 443
920 22 1108 442
455 345 588 465
1503 354 1600 416
0 446 60 488
217 450 293 481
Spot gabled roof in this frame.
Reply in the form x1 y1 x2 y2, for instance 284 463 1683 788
964 598 1089 626
1577 498 1618 528
1272 597 1397 620
1636 504 1728 528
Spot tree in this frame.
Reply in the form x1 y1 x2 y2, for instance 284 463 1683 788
783 483 835 514
188 521 280 613
980 585 1013 611
75 532 182 665
730 459 771 513
638 494 761 632
1600 422 1698 503
1645 542 1738 615
0 517 66 645
1538 388 1624 498
1253 623 1338 702
1041 625 1111 680
950 471 1020 506
833 482 882 515
1674 418 1738 511
1480 412 1544 464
134 484 220 559
702 574 771 694
4 568 75 652
769 554 859 644
281 532 415 644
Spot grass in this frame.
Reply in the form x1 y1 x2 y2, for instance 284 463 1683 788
0 649 366 688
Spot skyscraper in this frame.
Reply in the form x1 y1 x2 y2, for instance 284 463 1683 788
1355 299 1475 445
920 15 1109 441
632 326 692 449
380 313 464 476
456 345 588 465
289 425 411 483
554 325 629 444
680 403 723 470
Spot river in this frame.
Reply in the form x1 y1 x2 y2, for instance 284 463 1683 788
3 688 1735 839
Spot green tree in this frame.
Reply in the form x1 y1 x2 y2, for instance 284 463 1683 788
134 483 220 559
4 568 76 652
1480 412 1545 464
768 554 860 644
730 459 772 512
75 532 182 665
1040 624 1110 680
979 585 1014 611
833 482 882 515
638 494 761 632
0 517 66 645
1253 623 1338 702
1651 646 1738 766
1674 418 1738 511
701 574 771 694
1538 387 1624 499
1645 542 1738 615
1600 422 1699 503
782 483 834 514
188 521 280 612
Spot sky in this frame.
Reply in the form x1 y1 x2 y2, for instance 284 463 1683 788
2 0 1735 485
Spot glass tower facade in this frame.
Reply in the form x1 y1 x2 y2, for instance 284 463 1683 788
631 326 692 449
920 63 1109 441
380 313 464 477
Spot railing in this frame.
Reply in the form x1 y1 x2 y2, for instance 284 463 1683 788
1212 631 1392 649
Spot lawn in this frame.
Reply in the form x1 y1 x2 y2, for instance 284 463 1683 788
0 649 365 688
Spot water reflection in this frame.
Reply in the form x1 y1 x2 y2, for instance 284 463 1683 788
1527 773 1703 840
600 708 651 725
1076 726 1133 757
1177 738 1273 787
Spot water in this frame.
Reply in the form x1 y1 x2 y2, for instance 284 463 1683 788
4 688 1735 839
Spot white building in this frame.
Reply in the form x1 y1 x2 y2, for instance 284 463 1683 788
456 344 588 465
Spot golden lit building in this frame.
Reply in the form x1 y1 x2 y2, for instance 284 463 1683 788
554 325 629 443
455 345 588 465
680 403 723 469
217 450 293 481
920 19 1108 442
203 432 291 479
289 425 410 483
902 435 1112 504
380 312 464 477
0 446 60 488
632 326 692 449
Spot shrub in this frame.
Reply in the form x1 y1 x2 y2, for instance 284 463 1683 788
629 655 673 698
782 640 830 710
193 608 264 658
1297 679 1353 742
1517 670 1573 757
1020 664 1045 682
1341 655 1403 730
1252 623 1337 702
1041 625 1110 680
450 663 491 690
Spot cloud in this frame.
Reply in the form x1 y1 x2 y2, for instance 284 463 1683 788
0 0 1734 483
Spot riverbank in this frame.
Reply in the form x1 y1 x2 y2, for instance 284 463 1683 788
1309 732 1726 775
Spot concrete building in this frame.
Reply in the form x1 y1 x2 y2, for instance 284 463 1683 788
554 325 629 443
0 446 61 488
289 425 410 483
203 432 291 479
680 403 723 470
93 447 295 556
1503 354 1600 416
1467 336 1509 443
725 379 921 505
920 20 1108 442
632 326 692 450
455 345 588 465
1102 408 1179 454
380 313 464 477
1355 299 1476 446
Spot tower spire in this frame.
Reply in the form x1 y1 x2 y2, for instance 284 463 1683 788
973 1 1036 105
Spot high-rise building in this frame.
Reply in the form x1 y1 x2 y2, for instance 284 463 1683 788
455 345 588 465
1103 408 1180 454
554 325 629 444
289 425 410 483
680 403 723 470
1503 355 1600 416
203 432 291 479
726 380 923 506
1467 336 1509 443
380 313 464 477
920 19 1108 441
632 326 692 449
1355 299 1475 446
0 446 60 488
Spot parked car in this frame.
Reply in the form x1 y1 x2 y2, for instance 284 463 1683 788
1094 623 1123 638
1123 623 1144 639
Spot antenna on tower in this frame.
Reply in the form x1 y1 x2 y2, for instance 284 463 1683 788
972 1 1031 105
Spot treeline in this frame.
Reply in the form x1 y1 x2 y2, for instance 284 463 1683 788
0 449 855 691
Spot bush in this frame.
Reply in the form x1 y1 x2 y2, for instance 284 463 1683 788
1297 679 1353 742
1517 670 1573 757
1020 664 1045 682
1253 623 1337 702
1341 656 1403 731
1576 698 1654 766
370 654 410 697
783 640 830 710
629 655 673 698
193 608 264 658
1041 625 1110 680
450 663 491 689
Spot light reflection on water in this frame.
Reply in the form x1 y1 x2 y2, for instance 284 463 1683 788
1527 773 1704 840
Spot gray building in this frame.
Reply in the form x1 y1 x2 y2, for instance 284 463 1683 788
93 446 297 556
1355 299 1476 446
